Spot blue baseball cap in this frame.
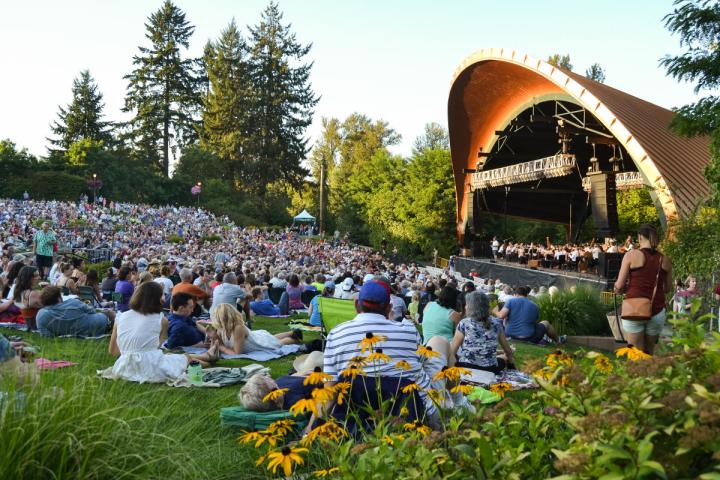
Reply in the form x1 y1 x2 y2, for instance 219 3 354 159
358 280 391 306
324 280 335 290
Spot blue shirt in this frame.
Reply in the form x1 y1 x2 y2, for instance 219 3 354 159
166 312 204 348
503 296 539 338
249 299 280 317
309 295 322 326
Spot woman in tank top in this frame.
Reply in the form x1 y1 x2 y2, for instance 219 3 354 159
614 224 672 355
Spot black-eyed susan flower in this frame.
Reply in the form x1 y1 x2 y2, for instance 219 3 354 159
443 366 471 382
533 368 551 381
349 355 369 367
546 350 573 368
314 467 340 477
340 364 366 379
401 383 420 394
432 366 449 382
382 435 395 445
238 430 262 445
426 388 444 404
416 345 440 359
416 424 431 436
290 396 319 417
366 348 391 364
395 360 412 371
594 354 613 374
266 419 296 437
403 421 418 431
399 406 410 416
238 430 277 447
359 332 388 353
302 421 348 445
450 384 473 395
304 367 333 386
265 446 308 477
262 388 289 403
615 345 651 361
489 382 511 398
334 381 351 405
311 385 336 404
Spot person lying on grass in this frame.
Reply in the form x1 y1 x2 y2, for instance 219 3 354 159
103 282 219 383
208 304 302 356
36 286 113 337
165 292 209 349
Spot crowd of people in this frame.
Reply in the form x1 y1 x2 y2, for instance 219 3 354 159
0 199 675 433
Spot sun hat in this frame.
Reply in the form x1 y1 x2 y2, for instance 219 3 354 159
358 279 391 306
341 277 354 291
292 350 324 375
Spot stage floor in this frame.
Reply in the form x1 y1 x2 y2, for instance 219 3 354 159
455 257 611 290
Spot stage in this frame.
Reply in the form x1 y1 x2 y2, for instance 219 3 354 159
455 257 611 290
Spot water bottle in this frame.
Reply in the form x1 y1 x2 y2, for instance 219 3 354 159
187 360 203 385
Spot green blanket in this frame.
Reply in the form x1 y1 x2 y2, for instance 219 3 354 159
220 407 308 431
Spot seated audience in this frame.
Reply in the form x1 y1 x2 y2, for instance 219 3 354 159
100 268 118 299
36 286 111 337
282 274 305 311
334 277 355 300
211 272 247 313
56 263 79 294
249 287 281 316
451 291 514 374
172 268 211 309
421 286 462 345
307 282 335 327
496 286 563 344
13 266 43 329
114 266 135 312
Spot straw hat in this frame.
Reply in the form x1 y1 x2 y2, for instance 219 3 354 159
292 351 324 375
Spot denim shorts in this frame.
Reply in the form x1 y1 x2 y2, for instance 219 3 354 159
622 309 666 336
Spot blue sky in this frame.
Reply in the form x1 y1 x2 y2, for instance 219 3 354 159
0 0 698 161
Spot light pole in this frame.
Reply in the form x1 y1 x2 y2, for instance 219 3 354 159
196 182 202 207
92 173 97 203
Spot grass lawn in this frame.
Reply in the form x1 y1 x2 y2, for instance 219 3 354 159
0 317 564 479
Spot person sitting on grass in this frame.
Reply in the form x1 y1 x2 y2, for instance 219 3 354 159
56 263 79 294
172 268 211 311
209 304 302 356
307 282 335 327
36 286 113 337
451 291 515 374
165 292 208 349
249 287 281 316
103 282 219 384
114 266 135 313
238 351 324 411
496 285 564 344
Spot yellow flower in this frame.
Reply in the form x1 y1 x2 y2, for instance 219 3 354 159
262 388 289 403
334 381 351 405
403 421 418 431
533 369 551 381
400 406 410 416
304 368 334 386
450 384 473 395
289 397 319 417
255 453 267 467
593 354 613 374
311 385 336 404
302 421 348 445
416 424 431 436
266 419 296 437
366 349 391 364
615 345 652 361
395 360 412 371
265 446 308 477
359 332 388 353
416 345 440 359
382 435 395 446
426 388 444 404
556 375 569 386
546 350 573 368
349 355 369 367
314 467 340 477
401 383 420 394
489 382 511 398
340 364 366 379
238 430 277 448
444 366 471 382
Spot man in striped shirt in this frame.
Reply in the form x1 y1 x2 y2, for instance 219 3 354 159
323 279 447 419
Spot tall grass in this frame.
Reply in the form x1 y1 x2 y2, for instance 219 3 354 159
0 375 205 480
533 286 610 336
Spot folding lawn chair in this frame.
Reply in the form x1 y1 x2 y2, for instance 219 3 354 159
318 297 357 345
301 289 320 307
77 285 100 307
268 287 285 305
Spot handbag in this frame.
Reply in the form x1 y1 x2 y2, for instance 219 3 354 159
621 253 663 321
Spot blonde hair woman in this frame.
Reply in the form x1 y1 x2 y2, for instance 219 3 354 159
210 304 302 356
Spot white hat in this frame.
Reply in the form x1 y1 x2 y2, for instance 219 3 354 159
363 273 375 284
342 277 354 291
292 351 324 375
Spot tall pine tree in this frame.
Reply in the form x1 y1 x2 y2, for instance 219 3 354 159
200 20 254 184
247 2 318 195
48 70 113 152
123 0 200 177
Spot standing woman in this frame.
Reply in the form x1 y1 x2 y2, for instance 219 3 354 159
614 224 672 355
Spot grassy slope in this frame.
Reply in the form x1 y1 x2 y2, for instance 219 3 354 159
1 317 558 479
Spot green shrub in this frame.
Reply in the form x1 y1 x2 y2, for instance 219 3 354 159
86 260 113 279
201 234 222 243
533 286 609 336
167 234 185 244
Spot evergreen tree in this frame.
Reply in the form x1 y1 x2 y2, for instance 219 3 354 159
123 0 200 177
662 0 720 206
547 53 573 70
48 70 113 152
246 2 319 194
585 63 606 83
412 122 449 153
200 20 254 183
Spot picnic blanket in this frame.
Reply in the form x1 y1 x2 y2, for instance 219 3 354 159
461 368 538 391
34 358 78 369
287 322 321 332
181 343 303 361
168 364 269 388
0 322 29 331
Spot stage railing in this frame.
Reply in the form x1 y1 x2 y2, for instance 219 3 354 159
471 154 576 189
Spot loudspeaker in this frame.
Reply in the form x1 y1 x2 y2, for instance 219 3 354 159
598 252 623 280
588 172 619 238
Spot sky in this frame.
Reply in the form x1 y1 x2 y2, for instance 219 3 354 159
0 0 700 162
